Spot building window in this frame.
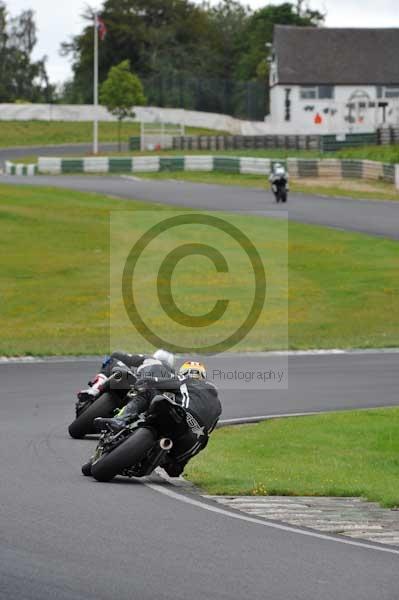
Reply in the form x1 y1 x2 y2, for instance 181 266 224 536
377 86 399 98
318 86 334 99
300 86 317 99
300 86 334 100
385 86 399 98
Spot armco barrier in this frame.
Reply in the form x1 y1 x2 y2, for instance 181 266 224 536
287 158 396 184
37 156 275 176
5 161 37 175
28 156 399 188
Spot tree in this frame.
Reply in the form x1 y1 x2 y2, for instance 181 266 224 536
100 59 146 150
206 1 250 78
60 1 325 117
61 0 211 103
0 2 53 102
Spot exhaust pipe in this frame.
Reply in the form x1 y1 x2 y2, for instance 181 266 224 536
140 437 174 476
159 438 173 450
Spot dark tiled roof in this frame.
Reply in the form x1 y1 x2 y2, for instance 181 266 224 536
274 26 399 85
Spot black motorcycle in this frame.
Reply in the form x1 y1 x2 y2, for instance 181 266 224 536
68 366 137 439
84 394 189 482
272 177 288 203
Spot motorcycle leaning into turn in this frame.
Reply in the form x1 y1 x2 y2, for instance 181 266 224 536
68 350 175 439
82 361 222 482
83 393 191 482
269 163 289 203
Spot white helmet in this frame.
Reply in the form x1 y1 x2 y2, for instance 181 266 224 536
152 349 175 369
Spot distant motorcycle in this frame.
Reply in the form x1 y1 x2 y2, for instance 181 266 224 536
83 394 189 482
269 163 288 203
68 365 137 439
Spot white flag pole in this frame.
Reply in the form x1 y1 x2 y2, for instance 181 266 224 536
93 13 99 155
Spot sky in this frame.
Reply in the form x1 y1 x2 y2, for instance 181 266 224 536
8 0 399 85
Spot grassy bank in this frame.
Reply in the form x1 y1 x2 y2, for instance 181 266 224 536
291 178 399 202
0 186 164 354
0 121 223 148
335 144 399 164
0 183 398 354
185 408 399 508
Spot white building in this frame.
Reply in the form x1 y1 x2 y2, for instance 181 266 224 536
267 26 399 135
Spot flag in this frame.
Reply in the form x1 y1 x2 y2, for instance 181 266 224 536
96 14 107 41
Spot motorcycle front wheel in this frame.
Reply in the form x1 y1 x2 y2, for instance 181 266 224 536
91 427 156 482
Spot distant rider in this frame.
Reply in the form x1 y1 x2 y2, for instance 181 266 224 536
76 349 175 411
92 360 222 477
269 162 289 193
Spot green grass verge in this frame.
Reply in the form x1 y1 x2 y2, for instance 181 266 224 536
185 408 399 508
0 186 167 354
0 120 223 148
139 170 269 187
0 183 398 355
291 181 399 202
334 144 399 164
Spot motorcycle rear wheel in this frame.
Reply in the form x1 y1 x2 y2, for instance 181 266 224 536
68 392 117 439
91 427 156 482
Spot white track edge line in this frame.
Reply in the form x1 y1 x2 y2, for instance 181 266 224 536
218 412 320 425
145 481 399 555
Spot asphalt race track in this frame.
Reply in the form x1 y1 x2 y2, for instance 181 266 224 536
1 353 399 600
1 175 399 598
2 173 399 239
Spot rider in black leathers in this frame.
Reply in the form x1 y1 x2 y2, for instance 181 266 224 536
76 349 175 410
93 360 222 477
